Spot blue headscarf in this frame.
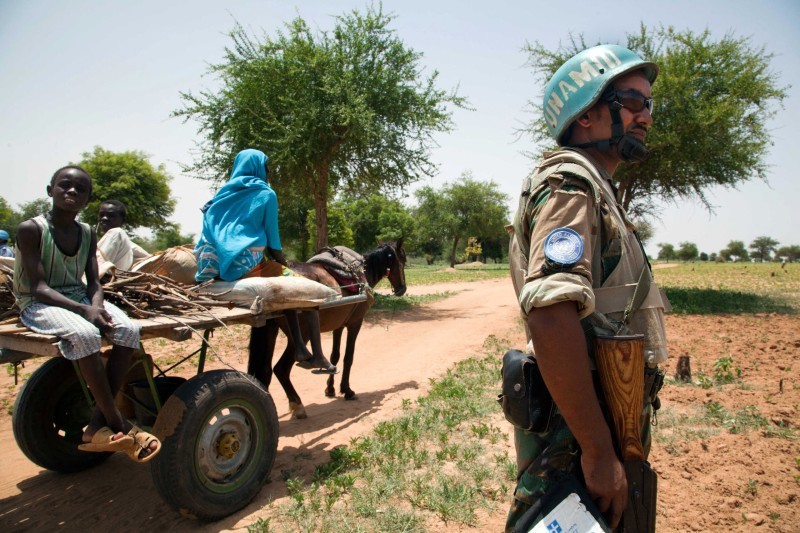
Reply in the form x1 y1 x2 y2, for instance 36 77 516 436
195 149 282 280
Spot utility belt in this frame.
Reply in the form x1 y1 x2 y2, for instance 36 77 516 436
498 340 664 434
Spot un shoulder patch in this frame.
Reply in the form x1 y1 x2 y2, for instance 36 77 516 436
543 228 583 266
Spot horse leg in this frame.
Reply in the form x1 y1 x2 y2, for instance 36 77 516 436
325 328 344 398
248 322 278 388
274 331 308 419
340 320 363 400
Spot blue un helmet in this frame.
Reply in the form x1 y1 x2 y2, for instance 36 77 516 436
543 44 657 161
0 229 9 242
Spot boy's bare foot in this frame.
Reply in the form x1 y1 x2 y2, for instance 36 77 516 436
296 351 338 374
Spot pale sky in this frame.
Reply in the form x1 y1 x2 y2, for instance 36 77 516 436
1 0 797 257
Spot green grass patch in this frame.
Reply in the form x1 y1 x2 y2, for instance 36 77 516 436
248 335 516 532
663 287 794 314
654 401 796 454
370 291 455 312
703 402 796 437
652 404 722 454
655 262 800 313
401 262 509 286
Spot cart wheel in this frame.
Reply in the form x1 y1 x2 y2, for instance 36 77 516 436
12 357 111 473
150 369 279 521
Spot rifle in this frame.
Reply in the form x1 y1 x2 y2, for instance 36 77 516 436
594 334 657 533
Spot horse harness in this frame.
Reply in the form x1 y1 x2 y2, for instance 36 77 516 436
309 246 370 294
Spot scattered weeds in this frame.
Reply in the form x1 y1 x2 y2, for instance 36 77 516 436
371 291 454 313
713 355 741 383
247 337 515 531
403 262 509 286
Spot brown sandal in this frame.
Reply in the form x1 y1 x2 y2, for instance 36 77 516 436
78 426 134 453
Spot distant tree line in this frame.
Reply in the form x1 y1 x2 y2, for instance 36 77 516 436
0 148 509 264
0 148 192 254
657 237 800 263
299 172 510 265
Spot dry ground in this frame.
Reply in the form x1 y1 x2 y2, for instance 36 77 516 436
0 277 798 532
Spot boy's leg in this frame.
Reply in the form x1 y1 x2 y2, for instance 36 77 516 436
101 301 140 397
304 310 326 362
284 309 335 373
78 353 129 437
85 344 137 433
20 302 133 441
100 302 157 459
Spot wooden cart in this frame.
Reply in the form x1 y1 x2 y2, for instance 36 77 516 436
0 294 367 521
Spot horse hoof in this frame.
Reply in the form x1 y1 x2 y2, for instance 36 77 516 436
324 387 336 398
343 391 358 401
289 402 308 419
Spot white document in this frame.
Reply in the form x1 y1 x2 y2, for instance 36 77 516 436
529 492 606 533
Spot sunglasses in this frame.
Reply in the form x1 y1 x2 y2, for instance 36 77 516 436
612 89 655 115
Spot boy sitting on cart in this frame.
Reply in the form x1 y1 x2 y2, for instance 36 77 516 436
13 165 160 462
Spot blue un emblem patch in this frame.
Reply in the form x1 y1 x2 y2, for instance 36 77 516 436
543 227 583 267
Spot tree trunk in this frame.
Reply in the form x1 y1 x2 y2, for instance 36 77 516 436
449 236 460 268
312 163 330 253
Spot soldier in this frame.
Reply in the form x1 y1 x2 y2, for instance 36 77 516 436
506 44 668 530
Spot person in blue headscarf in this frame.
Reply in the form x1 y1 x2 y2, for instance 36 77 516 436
0 229 14 258
195 149 336 374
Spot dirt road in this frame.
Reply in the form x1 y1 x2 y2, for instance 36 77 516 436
0 278 524 532
1 276 798 532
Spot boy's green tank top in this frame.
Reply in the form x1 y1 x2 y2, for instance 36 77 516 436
13 215 91 312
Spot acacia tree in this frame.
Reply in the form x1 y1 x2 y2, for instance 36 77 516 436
175 6 466 250
720 240 749 262
776 245 800 263
632 219 654 247
522 26 787 218
749 235 779 262
676 241 698 261
305 203 354 253
77 147 176 230
339 193 415 253
657 243 675 261
415 173 508 268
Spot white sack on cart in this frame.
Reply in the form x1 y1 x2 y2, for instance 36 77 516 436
131 245 198 285
198 276 338 313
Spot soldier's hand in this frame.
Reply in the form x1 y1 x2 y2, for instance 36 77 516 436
581 450 627 529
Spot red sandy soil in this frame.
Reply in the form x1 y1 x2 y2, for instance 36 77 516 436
0 277 797 532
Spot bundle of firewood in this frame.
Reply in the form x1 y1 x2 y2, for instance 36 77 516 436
0 266 234 321
101 270 235 318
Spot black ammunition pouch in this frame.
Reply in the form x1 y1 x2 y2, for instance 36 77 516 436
498 349 554 433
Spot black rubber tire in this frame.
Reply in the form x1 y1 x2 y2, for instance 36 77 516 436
150 369 279 521
12 357 111 473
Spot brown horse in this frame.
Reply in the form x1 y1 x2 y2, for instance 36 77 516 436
247 240 407 418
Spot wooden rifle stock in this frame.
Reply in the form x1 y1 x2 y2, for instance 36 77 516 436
594 334 657 533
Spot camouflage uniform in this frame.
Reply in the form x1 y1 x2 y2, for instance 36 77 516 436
505 147 668 530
